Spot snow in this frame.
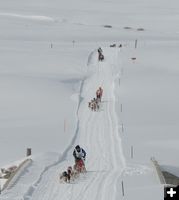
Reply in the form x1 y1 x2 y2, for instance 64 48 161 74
0 157 31 190
0 13 55 22
0 0 179 199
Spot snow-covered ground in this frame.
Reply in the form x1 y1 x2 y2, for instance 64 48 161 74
0 0 179 199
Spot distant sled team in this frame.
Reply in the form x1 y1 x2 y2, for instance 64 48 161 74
98 47 104 61
60 145 86 183
88 87 103 111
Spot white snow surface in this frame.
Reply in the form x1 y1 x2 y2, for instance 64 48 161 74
0 0 179 199
1 48 160 200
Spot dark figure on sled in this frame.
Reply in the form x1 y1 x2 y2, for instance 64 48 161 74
98 47 104 61
60 145 86 183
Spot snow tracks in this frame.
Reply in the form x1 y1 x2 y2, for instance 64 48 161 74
1 47 126 200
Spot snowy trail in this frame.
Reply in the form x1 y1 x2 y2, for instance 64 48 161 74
28 47 125 200
1 48 125 200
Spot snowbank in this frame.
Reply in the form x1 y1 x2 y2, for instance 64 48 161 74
0 158 32 191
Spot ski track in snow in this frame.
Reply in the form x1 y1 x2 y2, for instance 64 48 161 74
0 12 55 22
2 48 126 200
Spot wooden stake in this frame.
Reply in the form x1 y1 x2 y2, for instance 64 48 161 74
26 148 32 157
121 180 125 196
135 39 138 49
131 146 134 159
122 123 124 133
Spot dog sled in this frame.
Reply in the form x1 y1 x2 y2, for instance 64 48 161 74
88 87 103 112
74 158 86 173
59 158 86 183
97 47 104 61
98 53 104 61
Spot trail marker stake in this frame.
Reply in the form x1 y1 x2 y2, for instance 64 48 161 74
26 148 32 157
122 123 124 133
135 39 138 48
121 180 125 196
131 146 134 159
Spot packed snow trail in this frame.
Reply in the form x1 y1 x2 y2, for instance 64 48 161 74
1 47 126 200
28 47 125 200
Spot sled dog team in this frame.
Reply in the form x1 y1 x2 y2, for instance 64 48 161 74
88 87 103 111
60 145 86 183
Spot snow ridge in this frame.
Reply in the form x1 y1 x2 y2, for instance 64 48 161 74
0 13 55 22
22 80 86 199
